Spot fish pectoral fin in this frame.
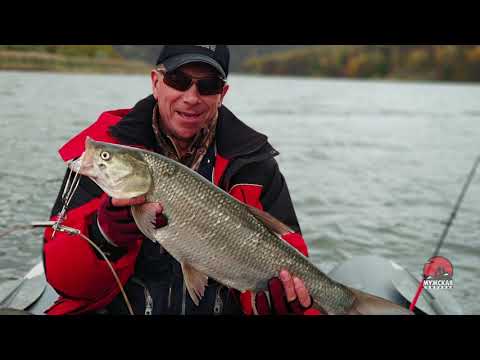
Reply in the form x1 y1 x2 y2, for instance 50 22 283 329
181 262 208 306
131 202 163 241
245 204 294 236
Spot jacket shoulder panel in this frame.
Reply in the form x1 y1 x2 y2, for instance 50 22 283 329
228 157 302 233
58 109 130 162
228 156 278 191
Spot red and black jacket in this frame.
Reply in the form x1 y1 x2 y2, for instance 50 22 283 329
43 95 310 315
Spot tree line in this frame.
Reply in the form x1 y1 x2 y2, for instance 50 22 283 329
3 45 480 81
242 45 480 82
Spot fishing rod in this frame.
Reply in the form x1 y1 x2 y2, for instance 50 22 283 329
410 155 480 312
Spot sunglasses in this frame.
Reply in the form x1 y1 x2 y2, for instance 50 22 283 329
159 69 226 96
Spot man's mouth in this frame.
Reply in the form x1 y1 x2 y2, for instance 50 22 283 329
176 111 203 121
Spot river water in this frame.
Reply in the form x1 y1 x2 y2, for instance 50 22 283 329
0 71 479 314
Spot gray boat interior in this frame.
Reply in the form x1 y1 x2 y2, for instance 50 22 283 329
0 255 463 315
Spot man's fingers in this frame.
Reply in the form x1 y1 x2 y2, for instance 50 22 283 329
293 277 312 308
111 196 146 207
152 202 164 213
280 271 312 308
280 270 297 302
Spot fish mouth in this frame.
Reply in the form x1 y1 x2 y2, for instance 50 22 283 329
66 137 151 200
68 137 96 178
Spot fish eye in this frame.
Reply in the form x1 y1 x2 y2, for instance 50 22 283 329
100 151 111 161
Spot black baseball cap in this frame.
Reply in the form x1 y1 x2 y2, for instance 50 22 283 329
156 45 230 79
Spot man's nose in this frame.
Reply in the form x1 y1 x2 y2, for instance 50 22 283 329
182 82 202 104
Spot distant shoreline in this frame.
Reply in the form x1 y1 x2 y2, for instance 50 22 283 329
0 50 151 75
0 68 150 76
2 67 479 86
2 48 479 85
242 45 480 83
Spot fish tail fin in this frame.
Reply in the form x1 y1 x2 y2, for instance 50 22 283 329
347 288 414 315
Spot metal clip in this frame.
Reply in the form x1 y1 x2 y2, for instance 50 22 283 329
56 225 81 235
51 210 66 239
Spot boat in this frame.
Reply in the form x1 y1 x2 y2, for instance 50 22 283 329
0 255 463 315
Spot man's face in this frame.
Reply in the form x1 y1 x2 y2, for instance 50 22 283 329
151 63 229 142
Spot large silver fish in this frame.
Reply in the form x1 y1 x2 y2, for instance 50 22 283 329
71 137 412 315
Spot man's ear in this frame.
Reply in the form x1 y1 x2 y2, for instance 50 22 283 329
151 70 160 100
218 84 229 107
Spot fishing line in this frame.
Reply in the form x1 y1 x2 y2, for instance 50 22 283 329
51 159 83 239
410 155 480 312
77 231 134 316
62 167 74 202
64 168 82 208
0 222 135 315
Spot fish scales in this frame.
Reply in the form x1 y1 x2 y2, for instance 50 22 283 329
141 152 356 314
73 138 413 315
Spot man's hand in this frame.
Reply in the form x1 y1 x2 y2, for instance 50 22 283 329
254 270 321 315
97 195 167 248
279 270 312 308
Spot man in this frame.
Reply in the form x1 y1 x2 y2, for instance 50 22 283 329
43 45 320 315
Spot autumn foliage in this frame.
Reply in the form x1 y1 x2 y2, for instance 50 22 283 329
243 45 480 82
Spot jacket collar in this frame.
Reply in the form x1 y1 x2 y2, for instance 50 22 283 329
109 95 277 160
108 95 158 150
215 105 273 159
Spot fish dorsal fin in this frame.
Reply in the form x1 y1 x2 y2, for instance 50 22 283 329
246 204 294 237
181 262 208 306
131 202 163 241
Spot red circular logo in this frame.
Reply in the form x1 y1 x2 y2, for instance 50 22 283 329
423 256 453 280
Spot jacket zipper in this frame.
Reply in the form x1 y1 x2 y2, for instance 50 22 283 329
167 285 172 311
132 277 153 316
144 287 153 316
181 281 187 315
214 286 224 315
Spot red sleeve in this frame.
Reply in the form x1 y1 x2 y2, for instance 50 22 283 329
42 108 142 314
43 197 142 302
